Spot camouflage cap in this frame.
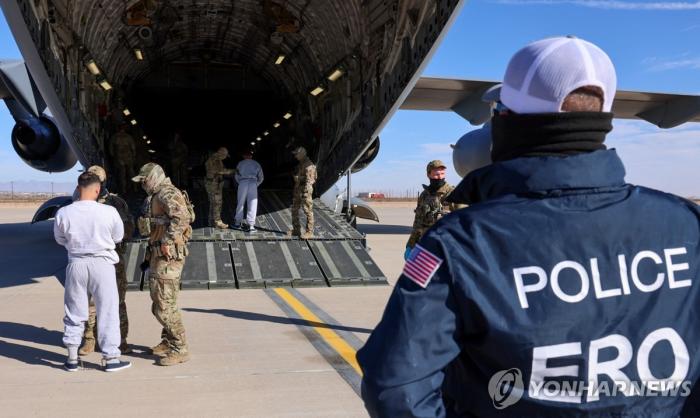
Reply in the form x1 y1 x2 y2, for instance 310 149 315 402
132 162 161 182
216 147 229 158
426 159 447 173
87 165 107 182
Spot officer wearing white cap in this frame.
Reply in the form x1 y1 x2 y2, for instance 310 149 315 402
358 36 700 417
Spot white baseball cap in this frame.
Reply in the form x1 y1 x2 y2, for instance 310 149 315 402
500 36 617 114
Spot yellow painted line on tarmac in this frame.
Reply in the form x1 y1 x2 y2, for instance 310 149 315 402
272 287 363 376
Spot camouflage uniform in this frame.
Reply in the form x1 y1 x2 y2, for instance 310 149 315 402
290 148 317 238
83 193 134 351
133 163 193 366
109 131 136 195
407 161 465 248
205 150 234 228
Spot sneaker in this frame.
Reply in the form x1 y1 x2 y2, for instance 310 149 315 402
64 360 79 372
157 351 190 366
78 339 95 356
104 359 132 372
150 340 170 357
232 222 242 230
247 226 256 233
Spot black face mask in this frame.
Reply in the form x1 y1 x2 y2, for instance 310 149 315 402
490 111 613 162
429 178 446 190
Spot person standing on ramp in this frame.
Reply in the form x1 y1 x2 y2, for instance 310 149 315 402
233 149 264 232
288 146 316 239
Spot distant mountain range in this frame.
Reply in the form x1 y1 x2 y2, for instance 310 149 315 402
0 180 75 194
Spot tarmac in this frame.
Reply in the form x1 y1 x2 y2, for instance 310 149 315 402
0 201 414 417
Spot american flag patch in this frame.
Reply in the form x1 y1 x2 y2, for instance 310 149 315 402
403 244 443 288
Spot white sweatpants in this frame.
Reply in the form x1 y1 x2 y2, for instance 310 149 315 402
235 179 258 226
63 257 120 359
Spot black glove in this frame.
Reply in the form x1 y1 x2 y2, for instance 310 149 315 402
139 260 149 273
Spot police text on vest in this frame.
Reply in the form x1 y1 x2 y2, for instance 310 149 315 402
513 248 691 309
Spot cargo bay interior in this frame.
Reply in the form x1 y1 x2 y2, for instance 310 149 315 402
33 0 460 191
18 0 462 287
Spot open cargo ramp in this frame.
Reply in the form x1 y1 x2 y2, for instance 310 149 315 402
123 190 387 289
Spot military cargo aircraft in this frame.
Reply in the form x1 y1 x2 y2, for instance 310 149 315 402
1 0 699 289
0 0 468 288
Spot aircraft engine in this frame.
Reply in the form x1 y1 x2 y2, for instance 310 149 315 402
11 116 77 172
452 125 492 178
351 137 380 173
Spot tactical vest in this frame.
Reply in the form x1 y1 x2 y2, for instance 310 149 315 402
141 185 193 260
420 185 455 226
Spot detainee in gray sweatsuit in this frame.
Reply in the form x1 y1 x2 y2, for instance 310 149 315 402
233 149 264 231
54 172 131 372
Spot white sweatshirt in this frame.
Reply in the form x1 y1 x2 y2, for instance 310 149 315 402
53 200 124 264
235 159 264 186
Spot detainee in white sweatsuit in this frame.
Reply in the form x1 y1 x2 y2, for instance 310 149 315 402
54 180 124 362
234 152 264 228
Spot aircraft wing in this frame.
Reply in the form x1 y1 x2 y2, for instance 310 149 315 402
401 77 700 129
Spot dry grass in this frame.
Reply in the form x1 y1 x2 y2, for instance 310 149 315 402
0 200 42 208
366 201 416 208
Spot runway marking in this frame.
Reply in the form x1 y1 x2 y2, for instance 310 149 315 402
265 288 363 395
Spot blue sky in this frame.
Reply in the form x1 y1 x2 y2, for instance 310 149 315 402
1 0 700 196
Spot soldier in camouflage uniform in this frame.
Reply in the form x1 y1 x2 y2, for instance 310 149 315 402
109 125 136 196
405 160 465 258
205 147 235 229
75 165 134 355
289 146 317 239
132 163 193 366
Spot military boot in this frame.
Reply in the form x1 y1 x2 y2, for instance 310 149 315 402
119 340 133 354
302 220 314 239
214 220 229 229
150 340 170 357
78 338 96 356
287 228 301 237
157 351 190 366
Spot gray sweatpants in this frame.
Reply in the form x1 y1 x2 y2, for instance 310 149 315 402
235 179 258 226
63 257 120 359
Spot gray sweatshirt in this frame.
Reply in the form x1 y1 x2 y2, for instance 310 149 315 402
53 200 124 264
235 159 264 186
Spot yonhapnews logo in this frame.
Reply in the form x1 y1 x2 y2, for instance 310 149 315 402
488 368 524 410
